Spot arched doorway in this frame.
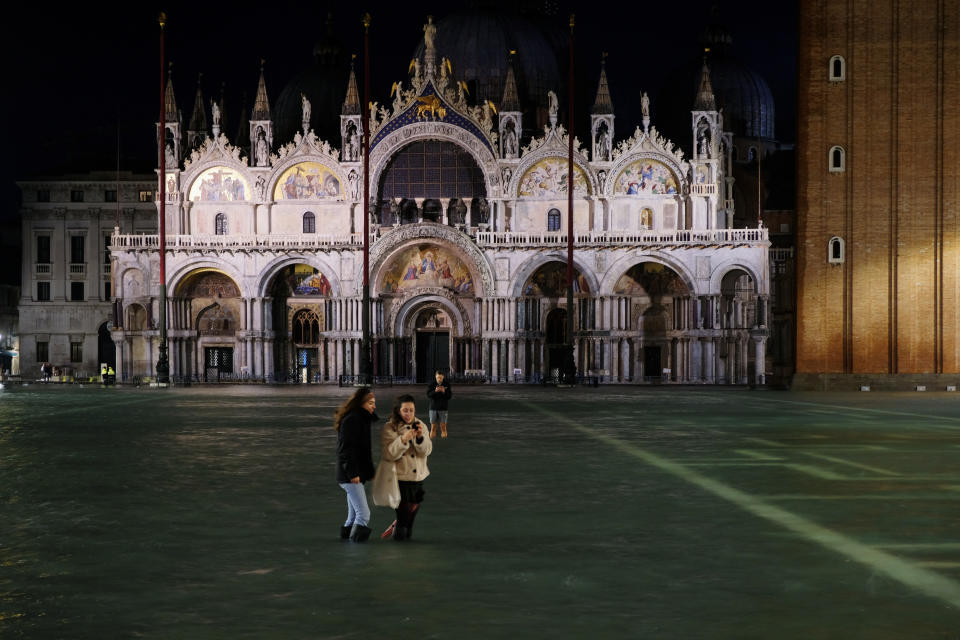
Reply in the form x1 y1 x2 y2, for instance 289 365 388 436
545 308 567 380
97 322 115 371
414 307 452 383
267 264 333 383
614 261 690 382
520 261 591 380
175 270 243 381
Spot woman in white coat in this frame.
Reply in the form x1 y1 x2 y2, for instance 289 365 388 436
380 394 432 541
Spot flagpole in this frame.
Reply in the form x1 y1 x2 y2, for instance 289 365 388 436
156 12 170 385
360 12 372 385
562 13 577 386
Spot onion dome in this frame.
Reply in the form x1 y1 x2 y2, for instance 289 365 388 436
273 14 349 146
412 8 564 116
656 15 776 148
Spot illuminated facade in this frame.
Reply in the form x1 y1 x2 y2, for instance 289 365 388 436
21 17 771 384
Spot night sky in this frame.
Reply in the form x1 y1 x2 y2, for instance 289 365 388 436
2 1 796 215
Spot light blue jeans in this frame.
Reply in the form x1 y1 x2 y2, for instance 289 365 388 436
339 482 371 527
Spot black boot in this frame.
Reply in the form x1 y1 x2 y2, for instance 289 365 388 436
405 503 421 540
349 524 372 542
392 506 407 541
340 525 352 540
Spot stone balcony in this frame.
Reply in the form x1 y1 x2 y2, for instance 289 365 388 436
111 226 769 253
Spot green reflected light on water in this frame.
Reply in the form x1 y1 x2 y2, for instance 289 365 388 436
2 385 960 638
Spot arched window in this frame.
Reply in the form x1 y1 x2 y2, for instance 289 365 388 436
829 55 846 82
547 208 561 232
214 212 227 235
302 211 316 234
829 146 845 172
640 208 653 229
828 236 845 264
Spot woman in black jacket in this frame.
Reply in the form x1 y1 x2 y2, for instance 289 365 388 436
334 387 378 542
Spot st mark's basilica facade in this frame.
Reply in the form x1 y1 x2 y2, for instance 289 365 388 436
23 15 772 385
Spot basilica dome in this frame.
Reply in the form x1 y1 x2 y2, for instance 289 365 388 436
412 8 565 118
273 16 349 148
656 17 776 148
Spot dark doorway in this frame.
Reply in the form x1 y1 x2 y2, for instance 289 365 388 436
297 347 319 384
545 308 567 379
97 322 115 370
204 347 234 381
416 332 449 383
644 346 661 380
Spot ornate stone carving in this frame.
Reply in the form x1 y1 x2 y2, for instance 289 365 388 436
385 285 473 338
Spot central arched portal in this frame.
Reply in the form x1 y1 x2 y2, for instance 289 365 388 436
413 306 452 383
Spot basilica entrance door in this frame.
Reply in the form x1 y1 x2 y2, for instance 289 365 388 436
416 332 449 382
297 348 319 384
545 308 567 381
643 346 661 381
205 347 234 381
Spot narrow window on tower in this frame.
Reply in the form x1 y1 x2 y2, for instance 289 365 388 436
828 236 845 264
829 146 845 172
829 55 846 82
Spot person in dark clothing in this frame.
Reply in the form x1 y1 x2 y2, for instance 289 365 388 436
426 370 452 438
334 387 379 542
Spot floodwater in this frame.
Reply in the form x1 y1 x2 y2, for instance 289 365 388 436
1 384 960 638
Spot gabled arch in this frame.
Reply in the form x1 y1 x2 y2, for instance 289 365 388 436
368 222 495 297
508 149 596 198
255 254 343 298
369 123 501 200
708 259 765 294
599 253 697 296
509 253 602 298
168 261 246 298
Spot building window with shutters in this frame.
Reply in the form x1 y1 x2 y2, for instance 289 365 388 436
70 342 83 363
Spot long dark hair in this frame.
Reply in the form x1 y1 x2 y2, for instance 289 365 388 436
333 387 372 431
390 393 417 425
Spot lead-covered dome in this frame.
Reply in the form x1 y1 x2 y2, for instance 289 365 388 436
413 8 565 115
273 15 349 147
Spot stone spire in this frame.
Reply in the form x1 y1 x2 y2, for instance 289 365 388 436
252 62 271 121
501 51 521 113
189 75 207 133
164 64 178 123
187 74 208 150
591 55 613 114
694 60 716 111
342 58 360 116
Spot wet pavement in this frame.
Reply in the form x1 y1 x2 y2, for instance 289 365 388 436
1 384 959 638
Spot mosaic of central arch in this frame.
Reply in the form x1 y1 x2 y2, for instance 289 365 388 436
380 243 474 294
